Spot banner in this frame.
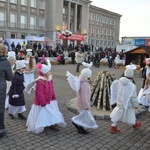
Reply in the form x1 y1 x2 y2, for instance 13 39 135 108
56 32 86 41
146 39 150 46
134 39 146 46
123 38 133 45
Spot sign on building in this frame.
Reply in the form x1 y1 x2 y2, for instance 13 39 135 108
134 39 146 46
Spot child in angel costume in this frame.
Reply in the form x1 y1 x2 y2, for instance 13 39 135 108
23 49 36 88
66 63 98 134
26 63 66 134
138 58 150 108
8 60 26 120
110 69 141 133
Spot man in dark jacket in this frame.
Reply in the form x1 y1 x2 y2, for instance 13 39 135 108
0 44 13 137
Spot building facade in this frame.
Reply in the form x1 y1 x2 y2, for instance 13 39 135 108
0 0 121 50
89 5 121 50
0 0 45 39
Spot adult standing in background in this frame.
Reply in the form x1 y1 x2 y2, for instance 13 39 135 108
75 50 83 73
3 40 10 51
0 44 13 137
70 49 76 64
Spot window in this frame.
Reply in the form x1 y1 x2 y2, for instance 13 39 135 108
10 13 17 27
0 32 4 39
40 1 45 9
10 0 17 4
101 16 104 22
112 19 115 25
62 21 67 30
63 6 67 14
31 0 36 8
104 41 107 46
105 17 108 24
30 16 36 29
104 29 107 35
71 7 74 16
39 18 44 30
11 33 16 39
108 30 110 36
100 29 103 35
21 0 27 6
0 12 5 26
96 28 99 34
92 13 95 20
21 34 26 39
21 15 26 28
96 14 99 22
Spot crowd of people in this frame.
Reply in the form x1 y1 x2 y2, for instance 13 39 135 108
2 39 150 138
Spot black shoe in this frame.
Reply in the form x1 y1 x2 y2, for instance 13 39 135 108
78 129 88 135
0 130 6 138
9 114 15 119
72 122 79 129
78 126 89 135
18 113 26 120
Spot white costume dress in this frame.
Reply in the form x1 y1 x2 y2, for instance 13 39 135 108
138 67 150 106
110 77 139 125
23 58 36 88
26 76 66 134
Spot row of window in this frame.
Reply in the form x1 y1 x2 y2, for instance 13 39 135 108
90 27 115 37
0 12 44 29
0 0 45 9
89 13 115 25
89 39 115 47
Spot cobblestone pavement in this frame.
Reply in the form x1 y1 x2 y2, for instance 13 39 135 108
1 64 150 150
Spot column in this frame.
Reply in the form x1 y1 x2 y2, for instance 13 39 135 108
74 3 77 33
67 1 71 30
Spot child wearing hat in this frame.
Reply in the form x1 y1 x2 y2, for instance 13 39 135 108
8 60 26 120
23 50 36 88
71 68 98 134
110 69 141 133
26 63 66 134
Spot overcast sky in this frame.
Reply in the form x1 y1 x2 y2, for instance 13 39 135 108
91 0 150 39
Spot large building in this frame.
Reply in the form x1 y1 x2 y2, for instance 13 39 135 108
0 0 121 49
89 5 121 49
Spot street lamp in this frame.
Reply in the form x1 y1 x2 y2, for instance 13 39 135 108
61 30 72 50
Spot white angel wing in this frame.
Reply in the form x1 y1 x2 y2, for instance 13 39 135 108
82 62 92 68
66 71 81 93
46 58 51 68
110 80 119 105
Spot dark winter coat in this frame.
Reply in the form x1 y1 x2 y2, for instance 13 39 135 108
9 71 25 106
0 56 13 113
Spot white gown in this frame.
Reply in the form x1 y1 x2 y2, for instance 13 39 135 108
26 100 66 134
72 110 98 129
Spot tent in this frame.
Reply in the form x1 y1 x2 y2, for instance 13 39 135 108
123 46 150 65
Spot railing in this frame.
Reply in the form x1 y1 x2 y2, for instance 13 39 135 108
10 22 16 28
30 25 36 30
0 21 6 27
20 23 26 29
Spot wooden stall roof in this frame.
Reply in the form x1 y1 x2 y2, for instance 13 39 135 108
123 46 150 54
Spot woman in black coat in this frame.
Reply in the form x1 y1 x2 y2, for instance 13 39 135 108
0 44 13 137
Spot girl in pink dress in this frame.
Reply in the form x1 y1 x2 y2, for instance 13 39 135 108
26 63 66 133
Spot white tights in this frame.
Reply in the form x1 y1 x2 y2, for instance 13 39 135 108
111 121 117 127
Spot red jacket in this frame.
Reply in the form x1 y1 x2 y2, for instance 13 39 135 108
34 78 56 106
